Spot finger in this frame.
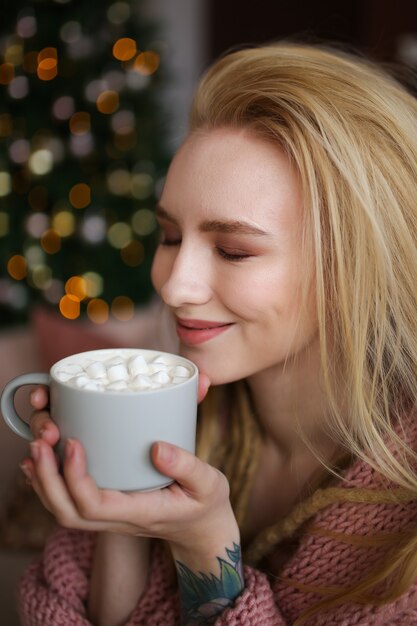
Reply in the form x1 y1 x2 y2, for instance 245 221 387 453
151 442 223 498
30 386 49 410
62 439 147 528
29 410 60 446
197 373 211 403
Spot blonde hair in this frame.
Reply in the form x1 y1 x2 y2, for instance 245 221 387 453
192 43 417 620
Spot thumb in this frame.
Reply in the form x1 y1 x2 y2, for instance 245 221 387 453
152 442 218 496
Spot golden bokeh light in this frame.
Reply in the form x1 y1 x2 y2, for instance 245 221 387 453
65 275 87 301
96 90 119 114
52 210 75 236
134 51 160 76
69 183 91 209
112 38 137 61
31 265 52 289
0 63 15 85
87 298 109 324
69 112 91 135
111 295 134 321
7 255 27 280
41 229 61 254
59 294 80 320
82 271 103 297
107 221 132 248
131 208 156 236
120 240 144 266
37 58 57 81
5 44 24 66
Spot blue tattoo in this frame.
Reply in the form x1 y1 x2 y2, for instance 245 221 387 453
176 543 244 625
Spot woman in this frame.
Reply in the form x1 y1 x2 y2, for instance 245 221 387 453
18 42 417 625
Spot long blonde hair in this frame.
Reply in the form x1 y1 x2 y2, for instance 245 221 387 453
192 43 417 620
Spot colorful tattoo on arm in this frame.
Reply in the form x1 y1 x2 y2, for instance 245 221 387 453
176 542 244 625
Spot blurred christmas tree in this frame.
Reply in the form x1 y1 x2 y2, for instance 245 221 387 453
0 0 170 327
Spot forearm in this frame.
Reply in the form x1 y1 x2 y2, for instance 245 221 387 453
88 532 151 626
171 528 244 625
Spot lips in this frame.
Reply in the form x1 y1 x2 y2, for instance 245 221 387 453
175 318 234 346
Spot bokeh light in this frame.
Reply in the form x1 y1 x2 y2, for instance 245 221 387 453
5 43 24 65
87 298 109 324
52 210 75 236
107 2 131 24
134 51 160 76
37 48 58 81
120 240 144 266
7 255 27 280
59 294 80 319
0 172 12 196
65 275 87 300
53 95 75 120
8 76 29 99
60 21 81 44
113 37 137 61
44 278 64 304
82 271 103 297
9 139 30 164
31 265 52 289
107 222 132 248
81 215 106 243
107 169 131 195
17 14 37 39
24 244 45 267
69 111 91 135
69 133 94 157
131 208 156 236
26 212 49 237
28 149 53 175
69 183 91 208
130 172 153 199
41 229 61 254
96 90 119 114
111 295 134 320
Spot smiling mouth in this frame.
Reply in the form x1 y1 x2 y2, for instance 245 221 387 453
175 319 234 345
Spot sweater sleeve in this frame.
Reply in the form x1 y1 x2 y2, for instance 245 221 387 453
17 527 289 626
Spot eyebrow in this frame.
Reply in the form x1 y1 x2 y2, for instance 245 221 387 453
155 204 270 237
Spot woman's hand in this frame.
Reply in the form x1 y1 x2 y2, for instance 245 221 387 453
20 373 238 553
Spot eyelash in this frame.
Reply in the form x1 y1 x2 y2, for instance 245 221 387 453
159 238 250 262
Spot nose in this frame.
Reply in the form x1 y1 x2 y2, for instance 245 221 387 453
159 243 212 309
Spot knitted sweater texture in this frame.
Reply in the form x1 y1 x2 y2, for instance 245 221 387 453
18 423 417 625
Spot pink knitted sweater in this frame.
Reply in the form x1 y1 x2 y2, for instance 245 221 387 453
18 423 417 625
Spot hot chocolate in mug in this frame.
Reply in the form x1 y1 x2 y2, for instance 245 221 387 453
0 348 198 491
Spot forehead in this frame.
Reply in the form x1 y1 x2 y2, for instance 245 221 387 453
161 127 303 228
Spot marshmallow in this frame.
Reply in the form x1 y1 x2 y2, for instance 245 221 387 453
86 361 107 379
172 365 190 378
107 380 128 391
56 351 192 392
128 355 149 376
131 374 154 390
107 364 129 382
152 370 171 385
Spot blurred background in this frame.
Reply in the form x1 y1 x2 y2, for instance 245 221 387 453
1 0 417 331
0 1 416 623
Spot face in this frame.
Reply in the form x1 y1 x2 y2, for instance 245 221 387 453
151 128 318 385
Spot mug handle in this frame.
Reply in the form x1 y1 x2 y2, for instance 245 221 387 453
1 373 50 440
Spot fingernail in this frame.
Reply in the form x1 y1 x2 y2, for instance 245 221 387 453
156 442 176 464
30 442 40 463
20 462 33 482
65 439 75 460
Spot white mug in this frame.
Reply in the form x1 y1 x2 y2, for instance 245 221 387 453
0 348 198 491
